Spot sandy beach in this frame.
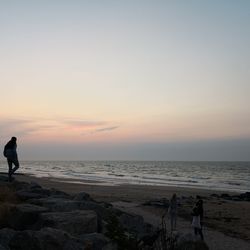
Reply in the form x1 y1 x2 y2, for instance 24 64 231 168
15 173 250 250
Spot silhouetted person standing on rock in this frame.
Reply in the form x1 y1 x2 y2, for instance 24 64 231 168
3 137 19 182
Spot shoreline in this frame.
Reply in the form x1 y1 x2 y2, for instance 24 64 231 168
0 171 246 203
1 160 249 194
16 173 240 203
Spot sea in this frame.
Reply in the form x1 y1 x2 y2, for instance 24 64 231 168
0 161 249 193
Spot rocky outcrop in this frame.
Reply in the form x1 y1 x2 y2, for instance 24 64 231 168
0 175 156 250
7 204 49 230
0 227 84 250
142 198 170 208
73 191 93 201
29 197 81 212
38 210 98 236
210 192 250 201
79 233 109 249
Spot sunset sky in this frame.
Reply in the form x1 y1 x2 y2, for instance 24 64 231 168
0 1 250 160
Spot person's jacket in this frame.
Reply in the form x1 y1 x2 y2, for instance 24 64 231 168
3 141 18 160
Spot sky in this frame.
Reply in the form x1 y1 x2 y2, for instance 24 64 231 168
0 0 250 161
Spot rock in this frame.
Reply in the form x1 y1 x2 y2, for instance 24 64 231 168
49 188 71 199
0 244 7 250
9 230 40 250
0 175 9 183
221 193 230 198
0 228 15 249
73 192 93 201
79 201 114 220
239 192 250 201
9 181 32 191
15 184 57 201
142 198 169 208
79 233 109 250
231 196 242 201
29 197 81 212
210 194 219 198
33 227 84 250
7 204 49 230
118 212 154 239
78 200 118 232
28 182 42 189
39 210 98 236
16 190 47 201
1 227 84 250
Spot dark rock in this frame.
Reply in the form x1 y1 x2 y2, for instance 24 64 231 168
28 182 42 189
9 230 40 250
239 192 250 201
1 227 84 250
0 244 7 250
16 190 47 201
34 227 84 250
142 198 169 207
9 181 32 191
0 228 15 249
210 194 219 198
73 192 93 201
0 175 9 183
79 233 109 250
79 201 114 219
118 212 154 239
49 188 71 199
39 210 98 236
7 204 49 230
231 196 242 201
221 193 230 198
29 197 81 212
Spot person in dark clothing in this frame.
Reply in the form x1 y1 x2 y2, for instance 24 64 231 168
168 193 177 232
191 199 204 240
3 137 19 182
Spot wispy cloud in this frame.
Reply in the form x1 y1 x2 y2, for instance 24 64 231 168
0 118 35 137
95 126 119 133
62 119 106 128
0 116 118 138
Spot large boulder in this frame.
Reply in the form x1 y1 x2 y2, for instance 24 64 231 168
0 244 6 250
239 192 250 201
79 233 109 250
79 201 115 220
73 192 93 202
29 197 81 212
0 175 9 183
15 182 70 201
142 198 169 208
49 188 71 199
7 204 49 230
0 228 15 249
0 227 84 250
39 210 98 236
118 212 153 238
16 190 48 201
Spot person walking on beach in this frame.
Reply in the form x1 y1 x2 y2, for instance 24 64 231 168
3 137 19 182
168 193 177 232
191 199 204 240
